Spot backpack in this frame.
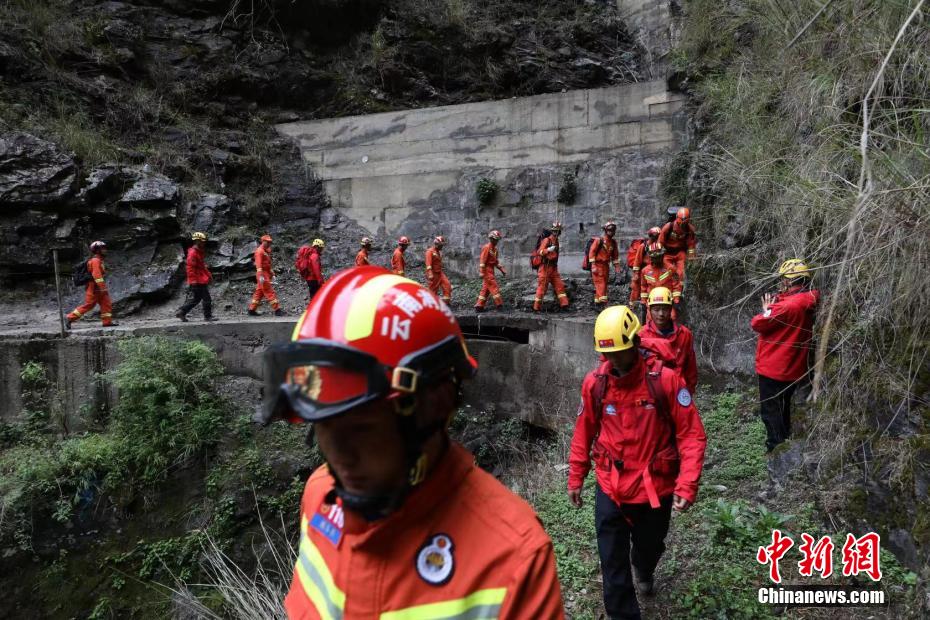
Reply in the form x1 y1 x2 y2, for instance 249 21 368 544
529 230 549 270
590 354 677 452
581 237 601 271
295 245 312 277
72 259 92 287
626 238 645 269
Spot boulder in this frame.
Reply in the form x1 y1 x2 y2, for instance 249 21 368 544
118 170 179 209
0 133 77 209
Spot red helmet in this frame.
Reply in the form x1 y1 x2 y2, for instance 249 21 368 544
676 207 691 222
647 226 661 238
488 230 502 240
398 236 410 245
260 234 273 243
434 235 446 245
89 240 107 253
647 241 665 257
262 267 476 424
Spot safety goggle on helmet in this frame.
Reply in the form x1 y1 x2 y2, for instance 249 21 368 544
259 267 477 424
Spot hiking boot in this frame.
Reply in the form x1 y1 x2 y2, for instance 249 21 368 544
64 318 72 330
175 311 188 322
248 309 259 316
632 566 655 596
103 322 120 328
559 305 571 312
203 316 218 322
274 309 286 317
474 306 485 313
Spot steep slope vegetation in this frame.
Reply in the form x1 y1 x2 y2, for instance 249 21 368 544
670 0 929 578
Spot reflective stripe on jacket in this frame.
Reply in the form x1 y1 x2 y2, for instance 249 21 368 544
284 444 565 619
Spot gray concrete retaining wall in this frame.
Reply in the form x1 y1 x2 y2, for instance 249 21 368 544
277 82 686 279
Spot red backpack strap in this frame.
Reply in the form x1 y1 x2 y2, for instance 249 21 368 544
644 362 676 448
591 371 610 426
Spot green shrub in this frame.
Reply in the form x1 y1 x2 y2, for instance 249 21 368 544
476 177 499 205
0 337 227 546
108 337 226 485
556 173 577 205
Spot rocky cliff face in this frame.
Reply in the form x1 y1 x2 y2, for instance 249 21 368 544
0 0 642 317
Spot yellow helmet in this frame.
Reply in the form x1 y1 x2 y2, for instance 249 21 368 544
594 305 641 353
648 286 673 306
778 258 811 280
312 238 325 248
191 232 207 241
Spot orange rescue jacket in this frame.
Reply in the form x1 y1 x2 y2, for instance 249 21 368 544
639 264 681 302
659 221 697 257
479 243 500 276
356 248 370 267
284 443 565 619
425 247 443 278
254 246 273 281
391 247 406 275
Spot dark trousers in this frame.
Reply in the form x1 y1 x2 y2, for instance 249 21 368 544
306 279 321 299
178 284 212 318
758 374 798 451
595 486 673 620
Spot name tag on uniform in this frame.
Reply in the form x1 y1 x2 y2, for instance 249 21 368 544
311 503 344 548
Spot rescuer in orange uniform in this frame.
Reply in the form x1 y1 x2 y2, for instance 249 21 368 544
475 230 506 312
639 243 682 319
658 207 696 283
639 287 697 394
259 267 565 619
176 232 216 322
569 305 706 619
425 235 452 303
629 226 662 304
356 237 373 267
589 221 622 308
248 234 284 316
391 236 410 275
533 221 569 312
67 240 117 328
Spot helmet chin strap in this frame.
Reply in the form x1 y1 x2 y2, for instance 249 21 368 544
327 380 463 522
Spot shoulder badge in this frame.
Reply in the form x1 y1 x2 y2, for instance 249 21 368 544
676 387 692 407
416 534 455 585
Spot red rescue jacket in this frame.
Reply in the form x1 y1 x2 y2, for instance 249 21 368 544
750 286 820 382
186 246 211 285
568 352 706 507
305 247 323 283
640 320 698 394
284 443 565 619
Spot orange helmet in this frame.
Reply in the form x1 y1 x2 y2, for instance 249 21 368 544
647 241 665 257
261 267 477 425
647 226 661 238
434 235 446 245
398 236 410 245
603 221 617 231
260 234 273 243
488 230 502 240
676 207 691 222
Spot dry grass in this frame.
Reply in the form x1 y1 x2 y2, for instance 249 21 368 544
677 0 930 475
